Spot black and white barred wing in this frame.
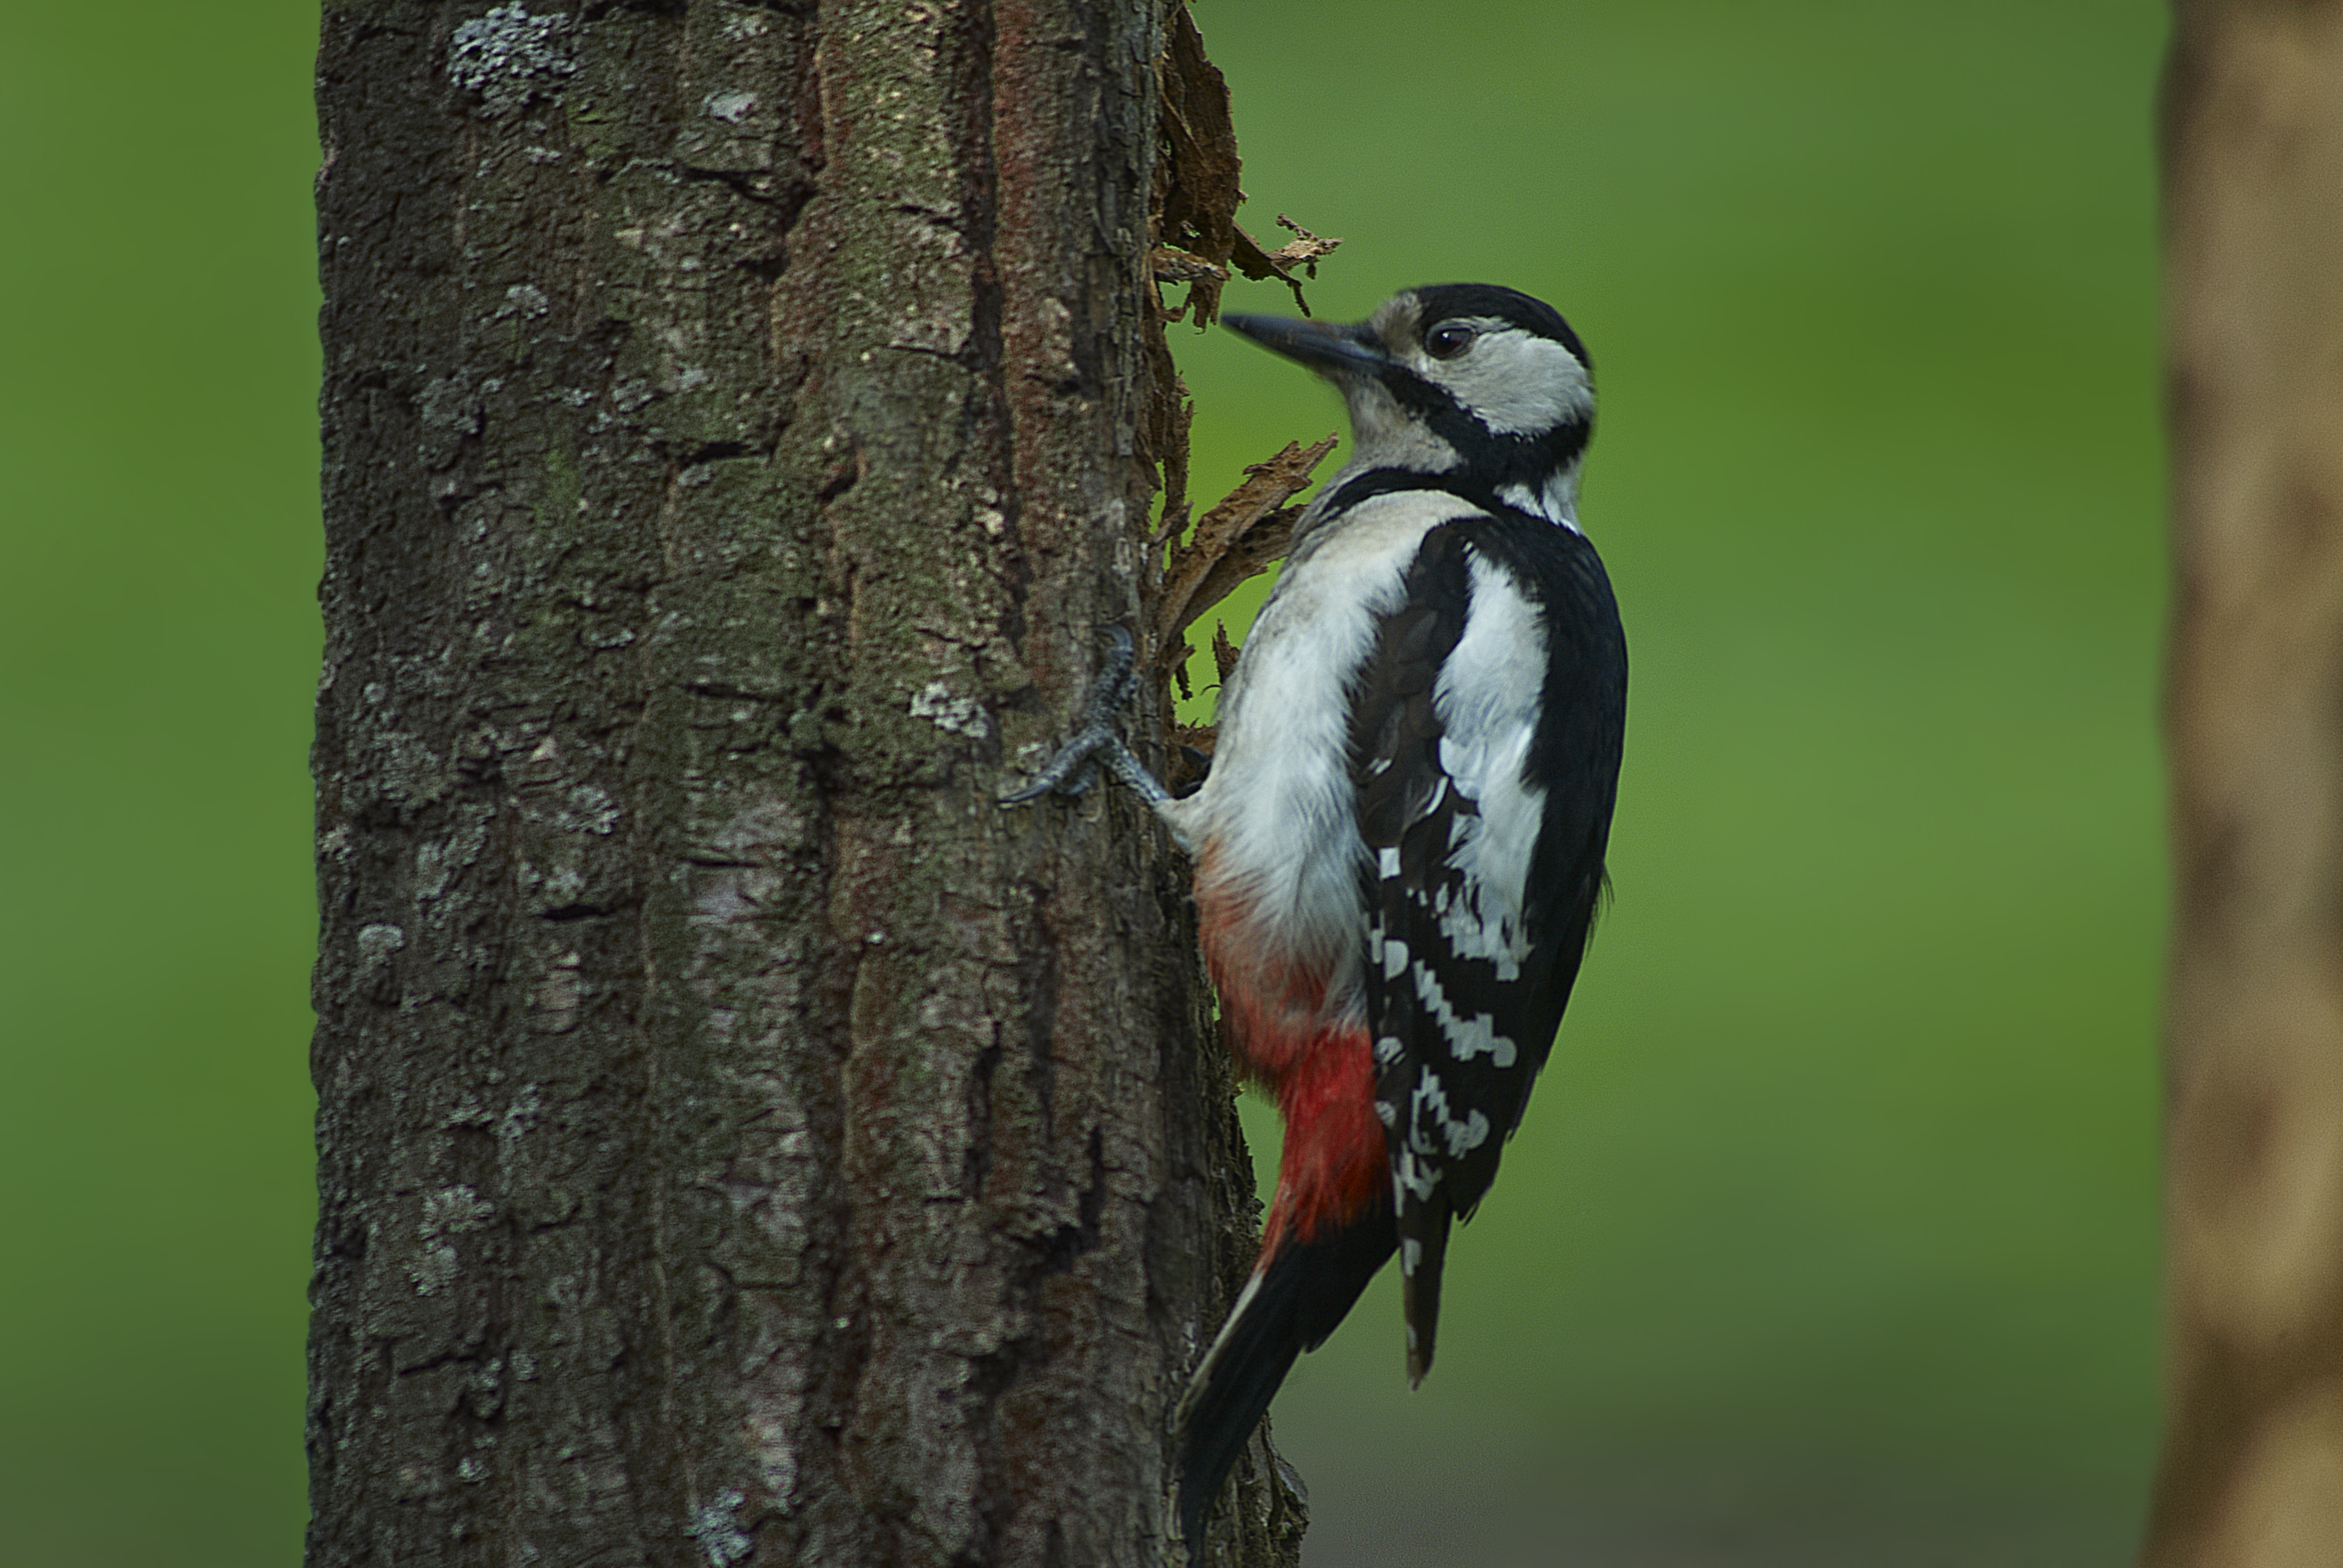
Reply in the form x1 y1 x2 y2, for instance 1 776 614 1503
1349 522 1574 1382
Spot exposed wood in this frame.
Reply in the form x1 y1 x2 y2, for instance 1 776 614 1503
1153 434 1337 675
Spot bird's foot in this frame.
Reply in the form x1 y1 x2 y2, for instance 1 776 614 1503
999 626 1170 806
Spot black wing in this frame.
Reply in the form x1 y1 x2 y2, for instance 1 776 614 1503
1347 515 1626 1382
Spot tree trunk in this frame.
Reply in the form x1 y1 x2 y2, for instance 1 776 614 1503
307 4 1296 1565
2148 4 2343 1563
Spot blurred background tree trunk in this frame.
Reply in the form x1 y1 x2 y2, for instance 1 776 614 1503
307 4 1295 1565
2150 3 2343 1563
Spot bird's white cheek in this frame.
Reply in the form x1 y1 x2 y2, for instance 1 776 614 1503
1443 334 1591 436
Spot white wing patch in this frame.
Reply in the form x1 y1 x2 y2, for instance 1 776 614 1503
1424 553 1548 993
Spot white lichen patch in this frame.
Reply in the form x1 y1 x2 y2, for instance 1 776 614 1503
687 1489 753 1567
414 814 490 904
498 1082 544 1144
409 1245 459 1296
424 1185 495 1237
909 681 988 738
446 4 578 115
497 283 551 320
418 375 481 435
560 783 622 835
357 923 407 969
527 860 589 908
703 90 757 124
411 1185 495 1295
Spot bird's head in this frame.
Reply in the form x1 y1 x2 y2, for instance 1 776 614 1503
1225 283 1594 524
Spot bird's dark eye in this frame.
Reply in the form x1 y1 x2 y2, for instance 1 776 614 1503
1425 322 1475 360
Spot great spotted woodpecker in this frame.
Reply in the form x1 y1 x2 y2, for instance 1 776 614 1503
1005 284 1626 1558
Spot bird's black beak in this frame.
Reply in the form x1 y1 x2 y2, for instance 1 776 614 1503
1223 313 1391 377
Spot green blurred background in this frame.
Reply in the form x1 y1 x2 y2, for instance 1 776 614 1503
0 2 2166 1564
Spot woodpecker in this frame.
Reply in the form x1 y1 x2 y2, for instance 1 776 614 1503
1004 283 1626 1559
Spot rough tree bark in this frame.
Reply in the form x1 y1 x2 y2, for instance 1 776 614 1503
2149 3 2343 1563
307 4 1300 1565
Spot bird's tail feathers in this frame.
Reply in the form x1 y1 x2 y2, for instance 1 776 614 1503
1173 1196 1395 1561
1398 1202 1454 1387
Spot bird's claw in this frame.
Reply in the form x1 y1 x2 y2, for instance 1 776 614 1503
999 626 1169 807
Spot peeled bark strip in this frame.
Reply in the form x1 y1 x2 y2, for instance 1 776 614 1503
308 4 1297 1564
2150 4 2343 1564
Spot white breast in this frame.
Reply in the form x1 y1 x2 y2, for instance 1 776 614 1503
1159 491 1477 1018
